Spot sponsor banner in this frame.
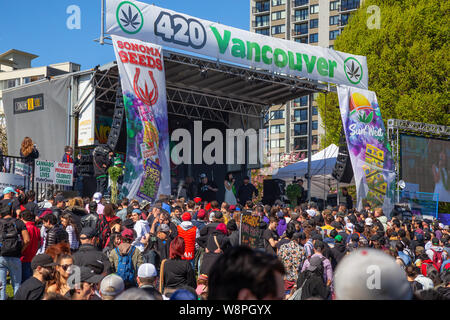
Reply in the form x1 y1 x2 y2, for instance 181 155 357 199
240 213 262 249
34 160 73 186
0 173 26 192
111 35 170 201
35 160 55 184
106 0 369 89
337 86 395 216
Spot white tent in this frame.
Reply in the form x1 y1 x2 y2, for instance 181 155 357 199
272 144 353 199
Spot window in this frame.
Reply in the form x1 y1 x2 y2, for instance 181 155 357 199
255 1 270 12
341 0 360 11
271 25 285 35
310 19 318 29
293 109 308 122
330 15 339 25
270 139 285 148
294 0 308 6
294 123 308 136
295 37 308 44
256 28 270 36
270 110 285 120
7 78 20 89
294 8 308 21
293 23 308 35
312 106 318 115
271 10 286 21
310 4 319 14
271 124 285 134
293 95 308 107
341 13 350 26
255 15 270 27
309 33 318 43
330 1 339 11
272 0 286 6
312 121 318 130
294 137 308 150
330 30 340 40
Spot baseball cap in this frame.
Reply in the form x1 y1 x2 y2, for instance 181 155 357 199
200 173 207 179
100 274 125 298
431 237 439 245
80 227 96 239
93 192 102 203
31 254 57 270
132 209 142 215
335 235 343 242
78 266 104 284
193 197 202 204
137 263 157 278
228 205 236 211
365 218 373 226
345 223 354 232
140 200 151 210
334 249 413 300
2 187 17 195
182 212 192 221
306 209 316 217
162 202 171 213
157 224 170 233
121 228 134 241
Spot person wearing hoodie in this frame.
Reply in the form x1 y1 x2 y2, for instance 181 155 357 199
276 211 287 238
131 209 150 253
374 207 388 232
176 212 200 266
200 223 230 276
109 229 143 287
330 235 346 270
81 201 99 231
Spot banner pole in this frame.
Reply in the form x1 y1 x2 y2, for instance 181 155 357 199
100 0 105 45
307 93 312 203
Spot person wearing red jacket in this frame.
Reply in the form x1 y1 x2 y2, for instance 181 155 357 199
176 212 199 268
20 210 42 283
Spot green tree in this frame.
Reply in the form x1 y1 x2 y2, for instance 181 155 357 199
318 0 450 147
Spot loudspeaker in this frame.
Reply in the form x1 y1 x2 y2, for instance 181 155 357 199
107 82 125 151
262 179 285 206
332 131 354 183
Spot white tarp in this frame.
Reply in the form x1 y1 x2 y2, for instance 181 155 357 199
106 0 369 89
273 144 353 199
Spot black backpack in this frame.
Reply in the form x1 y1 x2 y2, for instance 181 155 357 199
0 218 22 256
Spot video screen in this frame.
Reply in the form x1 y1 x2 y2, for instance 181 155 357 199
401 135 450 203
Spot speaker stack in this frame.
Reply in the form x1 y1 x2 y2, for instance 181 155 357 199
107 80 125 152
332 131 354 184
262 179 286 206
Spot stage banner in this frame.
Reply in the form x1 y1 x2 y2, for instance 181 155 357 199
337 86 395 216
240 213 262 249
106 0 369 89
112 35 170 202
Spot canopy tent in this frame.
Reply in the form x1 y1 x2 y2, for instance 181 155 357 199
272 144 354 199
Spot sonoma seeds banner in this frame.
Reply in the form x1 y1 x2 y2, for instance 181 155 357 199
111 35 170 202
106 0 369 89
337 86 395 216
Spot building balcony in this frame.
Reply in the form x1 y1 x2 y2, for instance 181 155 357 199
252 6 270 14
292 15 309 23
292 29 308 37
292 0 309 8
252 21 270 28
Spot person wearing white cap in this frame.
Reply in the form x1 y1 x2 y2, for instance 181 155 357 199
99 274 125 300
136 263 163 300
334 248 413 300
365 218 373 227
84 192 104 215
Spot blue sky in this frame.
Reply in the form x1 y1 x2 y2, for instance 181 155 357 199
0 0 249 70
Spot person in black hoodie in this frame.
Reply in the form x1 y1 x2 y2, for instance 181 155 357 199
160 236 196 297
92 145 113 195
296 255 330 300
330 235 347 270
200 223 230 276
236 176 258 206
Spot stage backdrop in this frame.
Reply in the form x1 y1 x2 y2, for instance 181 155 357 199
112 35 170 202
337 86 395 216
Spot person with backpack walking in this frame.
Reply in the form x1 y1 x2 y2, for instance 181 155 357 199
0 203 30 300
293 255 331 300
81 201 100 232
176 212 199 268
109 229 143 288
300 240 333 289
426 237 447 271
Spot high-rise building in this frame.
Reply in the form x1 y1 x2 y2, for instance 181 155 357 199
250 0 362 167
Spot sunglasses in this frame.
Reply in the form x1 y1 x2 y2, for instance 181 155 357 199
60 264 73 271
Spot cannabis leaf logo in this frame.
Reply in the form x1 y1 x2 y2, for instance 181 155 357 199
116 1 144 34
120 6 140 29
344 57 363 85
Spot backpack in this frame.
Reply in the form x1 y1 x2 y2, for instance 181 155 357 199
96 215 111 249
0 218 22 256
115 246 136 285
431 249 443 271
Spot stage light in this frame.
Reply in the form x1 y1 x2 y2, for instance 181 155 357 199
200 67 208 79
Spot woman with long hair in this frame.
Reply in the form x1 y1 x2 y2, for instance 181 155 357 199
60 213 80 253
159 236 196 297
46 254 74 296
224 172 237 205
20 137 39 165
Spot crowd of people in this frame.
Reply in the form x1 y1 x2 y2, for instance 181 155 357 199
0 182 449 301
